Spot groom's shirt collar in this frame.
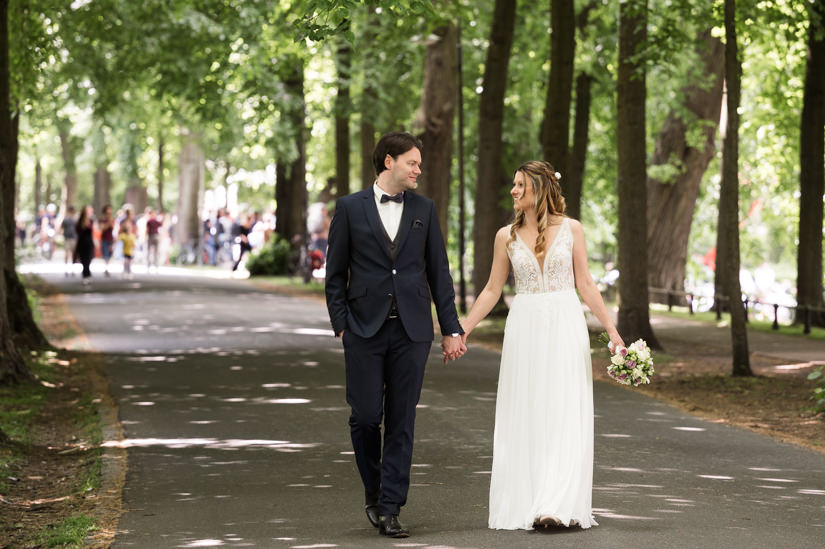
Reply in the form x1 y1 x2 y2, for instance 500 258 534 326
373 182 403 241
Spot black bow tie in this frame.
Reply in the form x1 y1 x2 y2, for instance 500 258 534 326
380 192 403 204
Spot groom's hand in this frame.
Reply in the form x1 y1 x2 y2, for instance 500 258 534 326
441 335 466 364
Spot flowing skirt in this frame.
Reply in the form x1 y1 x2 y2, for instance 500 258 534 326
488 289 597 530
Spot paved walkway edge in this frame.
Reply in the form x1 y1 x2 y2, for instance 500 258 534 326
49 292 126 548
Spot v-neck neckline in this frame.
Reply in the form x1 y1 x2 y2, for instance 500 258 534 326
514 218 567 275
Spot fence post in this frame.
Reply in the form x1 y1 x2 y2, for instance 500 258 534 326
687 293 694 315
667 291 674 312
743 298 749 323
772 304 779 330
715 296 722 320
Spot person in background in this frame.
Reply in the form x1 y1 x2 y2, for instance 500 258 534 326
119 220 137 279
203 210 220 265
75 205 95 284
231 213 254 272
99 204 115 277
38 204 57 259
60 205 78 276
145 207 162 272
16 214 26 247
308 202 331 260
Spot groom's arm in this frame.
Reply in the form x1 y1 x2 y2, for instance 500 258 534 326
424 201 463 336
325 199 350 337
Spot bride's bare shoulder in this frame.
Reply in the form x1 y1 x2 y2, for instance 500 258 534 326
566 217 583 231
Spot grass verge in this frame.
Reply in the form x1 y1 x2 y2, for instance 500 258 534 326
33 515 96 548
0 282 107 548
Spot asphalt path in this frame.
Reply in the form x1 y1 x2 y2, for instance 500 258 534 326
34 268 825 548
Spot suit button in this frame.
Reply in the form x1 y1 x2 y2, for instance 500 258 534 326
392 269 397 275
387 293 393 298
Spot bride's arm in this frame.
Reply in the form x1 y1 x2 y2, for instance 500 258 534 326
570 219 624 349
461 226 512 339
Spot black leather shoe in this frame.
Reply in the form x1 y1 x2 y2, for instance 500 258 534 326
378 514 409 538
365 504 380 528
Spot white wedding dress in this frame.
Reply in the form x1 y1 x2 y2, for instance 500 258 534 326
488 218 597 530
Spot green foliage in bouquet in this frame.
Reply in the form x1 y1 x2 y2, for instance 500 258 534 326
246 235 291 277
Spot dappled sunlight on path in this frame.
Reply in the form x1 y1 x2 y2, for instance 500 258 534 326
28 266 825 548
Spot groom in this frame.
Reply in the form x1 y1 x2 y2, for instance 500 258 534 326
325 131 465 538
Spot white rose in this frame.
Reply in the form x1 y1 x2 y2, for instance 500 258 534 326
611 354 625 366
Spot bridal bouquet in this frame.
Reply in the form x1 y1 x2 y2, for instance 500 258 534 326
598 333 654 386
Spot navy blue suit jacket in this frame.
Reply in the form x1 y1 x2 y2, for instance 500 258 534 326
325 189 462 343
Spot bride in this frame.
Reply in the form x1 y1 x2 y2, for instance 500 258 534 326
461 160 624 530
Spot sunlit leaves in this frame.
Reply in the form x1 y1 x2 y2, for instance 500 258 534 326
292 0 438 43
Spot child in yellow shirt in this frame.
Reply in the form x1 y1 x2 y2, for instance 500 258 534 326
119 221 137 278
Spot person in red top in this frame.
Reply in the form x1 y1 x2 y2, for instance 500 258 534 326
98 204 115 277
144 207 163 272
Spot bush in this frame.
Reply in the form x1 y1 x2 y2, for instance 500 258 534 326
808 366 825 414
246 234 291 276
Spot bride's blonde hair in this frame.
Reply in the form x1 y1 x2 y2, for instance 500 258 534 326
508 160 566 255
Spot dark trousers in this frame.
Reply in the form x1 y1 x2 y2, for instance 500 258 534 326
79 252 93 278
343 317 431 516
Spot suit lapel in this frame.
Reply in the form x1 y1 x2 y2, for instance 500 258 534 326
360 190 393 261
393 192 417 258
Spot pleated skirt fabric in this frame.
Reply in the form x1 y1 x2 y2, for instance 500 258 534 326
488 289 597 530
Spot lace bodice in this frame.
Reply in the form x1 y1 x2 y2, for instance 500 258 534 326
506 218 575 294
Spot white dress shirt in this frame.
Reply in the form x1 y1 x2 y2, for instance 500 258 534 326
373 182 403 241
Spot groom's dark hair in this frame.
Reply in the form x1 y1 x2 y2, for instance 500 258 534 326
373 132 423 176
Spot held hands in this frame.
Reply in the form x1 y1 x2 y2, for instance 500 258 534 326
441 334 467 364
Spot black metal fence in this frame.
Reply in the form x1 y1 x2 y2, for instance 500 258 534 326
648 287 825 335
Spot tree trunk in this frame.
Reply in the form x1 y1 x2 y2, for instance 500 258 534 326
567 72 591 221
617 0 660 348
4 117 49 351
565 2 597 221
472 0 517 300
275 58 307 253
335 33 351 199
647 31 725 301
44 176 52 206
222 161 231 209
174 131 204 252
414 22 458 242
93 164 112 216
797 0 825 327
57 120 78 213
158 134 165 212
5 269 50 350
359 5 377 191
719 0 751 376
360 119 375 191
124 181 148 213
540 0 575 189
0 0 32 382
34 157 42 211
